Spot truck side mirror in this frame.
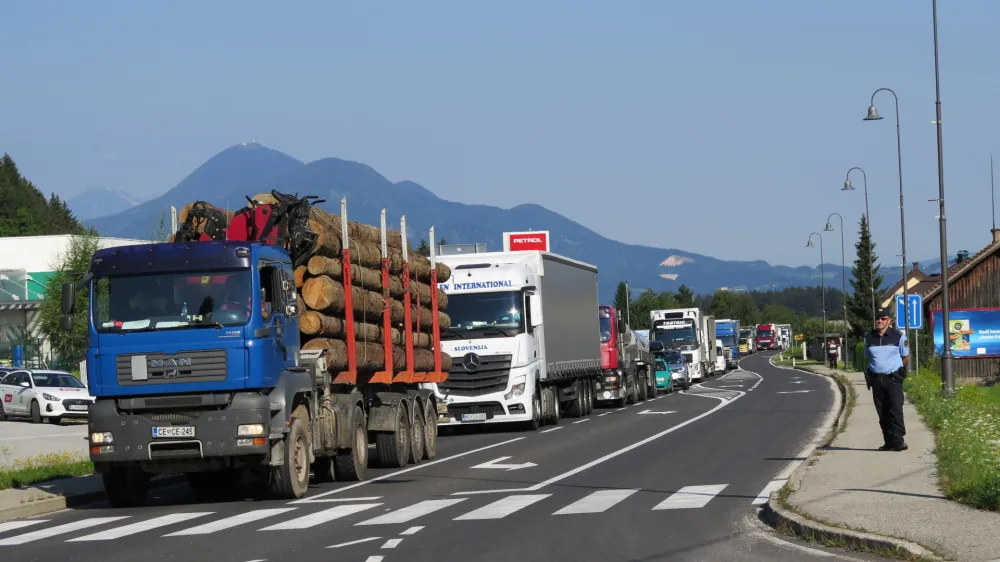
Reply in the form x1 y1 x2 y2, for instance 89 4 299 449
528 294 543 327
61 282 75 315
649 341 664 354
617 316 626 334
60 315 74 332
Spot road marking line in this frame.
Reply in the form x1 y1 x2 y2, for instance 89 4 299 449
68 512 212 541
453 375 757 496
163 508 295 536
616 407 627 411
381 538 403 548
291 437 524 503
400 526 424 535
453 494 551 520
0 517 130 545
309 496 383 502
598 412 610 417
0 520 49 534
365 557 384 562
777 390 814 394
260 503 382 530
540 427 562 433
356 499 466 525
553 489 638 514
652 484 729 510
327 537 382 548
752 479 787 506
573 419 590 424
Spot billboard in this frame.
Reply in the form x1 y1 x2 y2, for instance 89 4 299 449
503 231 550 252
930 307 1000 358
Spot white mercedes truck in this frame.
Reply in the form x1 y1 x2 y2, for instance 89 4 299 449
425 250 602 430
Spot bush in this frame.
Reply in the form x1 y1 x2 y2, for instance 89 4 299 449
905 369 1000 511
0 451 93 490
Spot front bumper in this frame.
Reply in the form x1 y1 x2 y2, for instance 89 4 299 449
435 373 535 426
86 392 271 463
38 397 95 419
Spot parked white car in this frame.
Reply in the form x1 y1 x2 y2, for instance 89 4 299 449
0 369 94 424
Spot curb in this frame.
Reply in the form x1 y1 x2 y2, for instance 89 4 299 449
0 475 185 523
761 359 943 561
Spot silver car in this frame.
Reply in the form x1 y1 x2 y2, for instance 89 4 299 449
663 351 692 390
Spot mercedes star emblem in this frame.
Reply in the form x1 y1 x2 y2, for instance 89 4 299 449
462 352 481 370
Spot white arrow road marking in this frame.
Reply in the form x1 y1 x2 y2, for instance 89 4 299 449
789 381 806 384
638 410 676 415
777 390 814 394
471 456 538 471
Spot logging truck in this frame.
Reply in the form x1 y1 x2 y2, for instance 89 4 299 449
424 250 602 429
58 194 450 507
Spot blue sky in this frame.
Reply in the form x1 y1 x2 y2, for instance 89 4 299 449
2 0 998 269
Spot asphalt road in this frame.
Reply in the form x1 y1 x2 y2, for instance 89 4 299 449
0 352 884 562
0 419 88 463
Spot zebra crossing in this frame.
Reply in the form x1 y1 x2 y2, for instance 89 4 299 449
0 482 762 546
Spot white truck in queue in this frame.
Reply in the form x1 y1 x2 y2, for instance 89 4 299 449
424 249 603 430
649 308 712 383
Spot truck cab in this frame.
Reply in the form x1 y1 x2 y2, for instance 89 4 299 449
649 308 704 383
597 305 651 407
60 241 308 504
755 323 777 350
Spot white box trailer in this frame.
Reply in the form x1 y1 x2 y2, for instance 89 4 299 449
426 250 602 429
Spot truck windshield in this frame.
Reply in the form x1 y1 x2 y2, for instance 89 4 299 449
650 326 697 350
441 291 525 339
93 269 253 333
599 315 612 342
719 335 736 347
758 330 774 338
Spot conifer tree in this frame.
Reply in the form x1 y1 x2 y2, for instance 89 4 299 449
847 214 885 338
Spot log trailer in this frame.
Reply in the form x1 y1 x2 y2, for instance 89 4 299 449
59 192 450 507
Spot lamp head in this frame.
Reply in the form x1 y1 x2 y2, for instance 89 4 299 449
842 179 855 191
864 105 883 121
806 239 814 248
824 223 834 232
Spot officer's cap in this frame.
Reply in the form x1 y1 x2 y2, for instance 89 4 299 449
876 307 893 318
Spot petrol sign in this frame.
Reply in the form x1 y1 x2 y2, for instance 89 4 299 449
503 231 550 252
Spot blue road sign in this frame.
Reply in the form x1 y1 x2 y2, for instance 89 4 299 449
896 294 923 330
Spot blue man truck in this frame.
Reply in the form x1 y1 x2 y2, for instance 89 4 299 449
59 192 451 506
714 319 740 369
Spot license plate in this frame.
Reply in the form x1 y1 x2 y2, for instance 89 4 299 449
152 426 196 438
461 413 487 422
67 404 89 411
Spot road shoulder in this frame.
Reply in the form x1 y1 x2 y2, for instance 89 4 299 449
765 361 1000 561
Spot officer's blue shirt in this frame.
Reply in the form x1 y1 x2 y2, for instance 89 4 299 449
864 327 909 374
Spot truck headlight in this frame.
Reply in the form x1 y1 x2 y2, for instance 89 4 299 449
238 424 265 436
42 393 59 402
91 432 114 444
505 375 527 400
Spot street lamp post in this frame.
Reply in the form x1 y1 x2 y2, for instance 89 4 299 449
624 281 632 327
843 167 877 328
807 233 827 346
931 0 954 394
826 213 849 368
864 88 910 359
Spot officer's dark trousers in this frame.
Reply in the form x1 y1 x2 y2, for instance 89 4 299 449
871 373 906 447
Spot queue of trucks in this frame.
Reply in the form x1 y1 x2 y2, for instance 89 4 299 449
58 194 767 507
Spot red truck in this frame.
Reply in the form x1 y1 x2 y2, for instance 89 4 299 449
755 323 778 350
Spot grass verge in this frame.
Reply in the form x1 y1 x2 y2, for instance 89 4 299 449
0 451 94 490
904 368 1000 511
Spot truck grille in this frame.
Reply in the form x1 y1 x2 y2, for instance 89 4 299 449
724 348 733 360
116 350 228 385
439 354 512 397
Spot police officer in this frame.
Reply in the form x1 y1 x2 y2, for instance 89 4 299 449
864 307 910 451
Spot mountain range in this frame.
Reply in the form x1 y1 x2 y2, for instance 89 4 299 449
67 186 146 221
77 142 858 302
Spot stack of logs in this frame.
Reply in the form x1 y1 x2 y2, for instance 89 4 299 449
174 196 454 375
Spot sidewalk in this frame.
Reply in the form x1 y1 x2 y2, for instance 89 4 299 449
771 364 1000 561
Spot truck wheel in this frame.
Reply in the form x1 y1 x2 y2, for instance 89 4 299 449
638 376 648 401
409 405 425 465
583 381 593 415
524 392 541 431
311 457 335 483
376 404 410 469
333 404 367 481
544 387 560 425
103 466 150 508
422 399 437 460
565 381 584 418
268 407 311 499
626 378 637 405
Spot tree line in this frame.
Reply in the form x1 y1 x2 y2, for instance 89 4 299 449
0 154 89 237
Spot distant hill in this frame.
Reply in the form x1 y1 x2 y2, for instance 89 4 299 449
67 186 146 221
85 143 848 302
